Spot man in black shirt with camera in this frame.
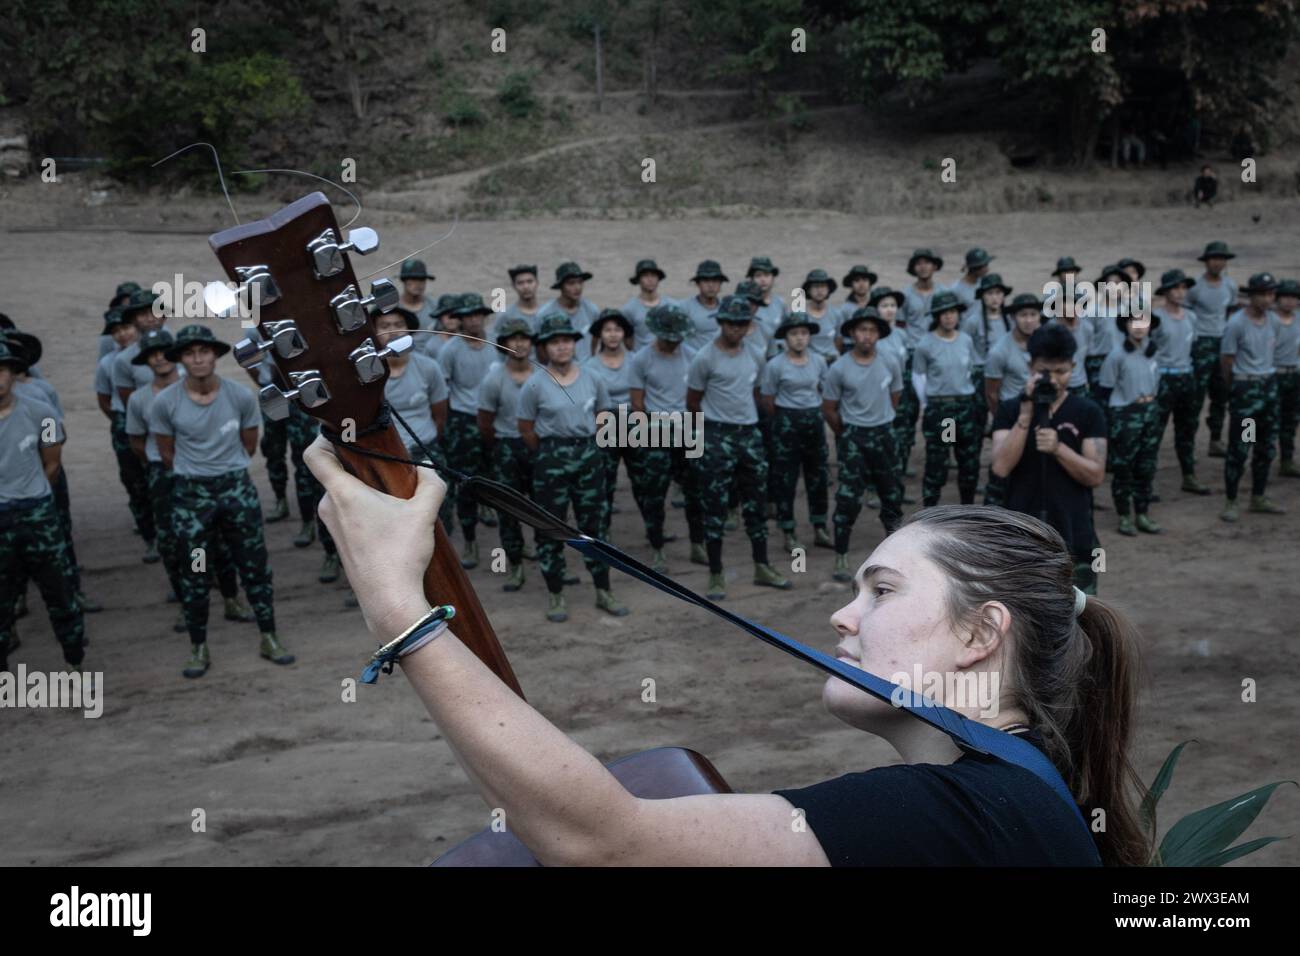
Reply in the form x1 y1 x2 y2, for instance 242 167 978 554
991 325 1108 593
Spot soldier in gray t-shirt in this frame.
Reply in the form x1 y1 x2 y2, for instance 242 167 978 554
1098 314 1162 529
1150 269 1210 492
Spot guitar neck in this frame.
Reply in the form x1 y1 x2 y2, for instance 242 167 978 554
336 425 524 699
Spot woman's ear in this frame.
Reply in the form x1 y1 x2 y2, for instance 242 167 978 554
957 601 1012 668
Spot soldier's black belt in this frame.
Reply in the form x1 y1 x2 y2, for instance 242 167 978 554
0 494 50 515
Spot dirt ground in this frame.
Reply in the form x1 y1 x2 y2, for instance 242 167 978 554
1 196 1297 866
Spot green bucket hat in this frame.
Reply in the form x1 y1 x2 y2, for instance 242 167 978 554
1198 241 1236 262
801 269 838 295
1117 257 1146 279
746 256 779 278
109 281 142 309
508 264 538 281
1275 278 1300 298
399 258 433 281
494 317 535 344
977 273 1012 297
868 286 904 309
734 278 765 303
646 305 692 342
841 306 890 341
691 260 729 283
776 312 821 338
1155 269 1196 295
1243 272 1278 295
1008 293 1046 316
131 328 176 364
120 288 161 320
164 324 230 362
907 248 944 276
101 308 129 335
714 295 753 323
2 331 41 368
453 292 492 319
0 341 28 372
629 258 666 283
841 264 878 286
1052 256 1082 276
591 307 635 341
551 261 593 290
963 247 994 270
535 314 585 343
927 289 966 318
1097 263 1127 283
432 293 460 319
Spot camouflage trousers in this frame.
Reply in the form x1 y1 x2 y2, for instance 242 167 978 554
147 462 239 601
833 423 903 553
1155 370 1200 475
921 396 982 506
599 442 637 511
695 422 768 546
769 406 829 530
491 437 539 565
1193 336 1229 442
443 411 485 538
532 436 609 593
630 429 705 550
1068 383 1091 400
1224 376 1278 500
112 411 155 541
172 470 275 643
0 496 85 664
260 404 321 520
1108 400 1161 515
1276 367 1299 462
892 352 920 481
969 366 989 429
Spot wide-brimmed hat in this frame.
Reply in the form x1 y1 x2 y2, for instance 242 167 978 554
1052 256 1082 276
590 307 635 341
801 268 838 295
734 278 765 303
629 258 666 283
109 281 141 309
746 256 779 278
841 306 891 340
1155 269 1196 294
507 264 538 281
453 292 492 319
963 247 994 270
646 305 693 342
2 331 41 368
1275 278 1300 298
388 307 420 331
131 329 176 364
494 317 535 344
1243 272 1278 295
1116 257 1146 279
120 288 161 320
535 314 585 343
399 258 433 281
977 273 1012 297
1097 263 1127 283
551 261 593 289
927 290 966 318
101 308 129 335
841 264 878 286
1116 312 1160 335
868 285 905 309
1007 292 1045 316
907 248 943 275
1198 240 1236 262
0 341 29 372
164 324 230 361
714 295 753 323
432 293 460 319
691 259 729 283
776 313 821 338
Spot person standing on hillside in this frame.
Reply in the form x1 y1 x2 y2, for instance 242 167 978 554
420 294 461 361
1186 240 1240 459
500 265 544 333
983 293 1045 506
960 273 1013 436
838 265 877 328
896 249 944 485
1097 313 1163 536
109 288 163 558
583 309 637 519
748 256 789 346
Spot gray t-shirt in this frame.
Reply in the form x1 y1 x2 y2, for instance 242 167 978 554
111 340 156 395
1221 310 1278 376
760 351 827 410
680 295 723 353
1274 316 1300 369
984 333 1033 401
628 345 690 413
913 331 978 396
1049 317 1093 388
1186 275 1239 338
437 337 499 416
582 352 634 407
516 365 610 438
0 394 63 502
960 305 1011 363
16 378 62 417
803 305 840 361
1151 308 1198 370
96 349 126 413
619 295 675 353
900 285 939 351
755 296 788 350
386 353 449 448
687 342 763 425
98 333 116 360
478 363 532 439
148 377 260 478
946 278 981 310
824 351 902 428
537 298 601 361
1099 346 1158 407
125 383 166 463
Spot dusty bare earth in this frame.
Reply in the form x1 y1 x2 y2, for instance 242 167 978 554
1 196 1297 866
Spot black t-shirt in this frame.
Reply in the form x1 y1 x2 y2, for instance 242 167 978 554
991 394 1105 564
773 731 1101 866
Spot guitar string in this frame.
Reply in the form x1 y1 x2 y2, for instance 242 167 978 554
151 142 240 225
378 328 578 405
232 169 363 229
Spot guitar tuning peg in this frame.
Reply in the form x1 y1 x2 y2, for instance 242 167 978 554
207 266 281 320
341 226 379 256
233 321 306 368
349 334 413 384
307 227 380 279
259 371 331 418
366 278 399 314
258 384 291 421
330 278 400 333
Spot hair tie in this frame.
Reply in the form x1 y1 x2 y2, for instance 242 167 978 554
1073 586 1088 618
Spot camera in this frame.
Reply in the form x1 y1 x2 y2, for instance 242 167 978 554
1031 372 1057 406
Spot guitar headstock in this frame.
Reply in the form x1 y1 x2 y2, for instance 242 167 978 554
206 191 404 432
